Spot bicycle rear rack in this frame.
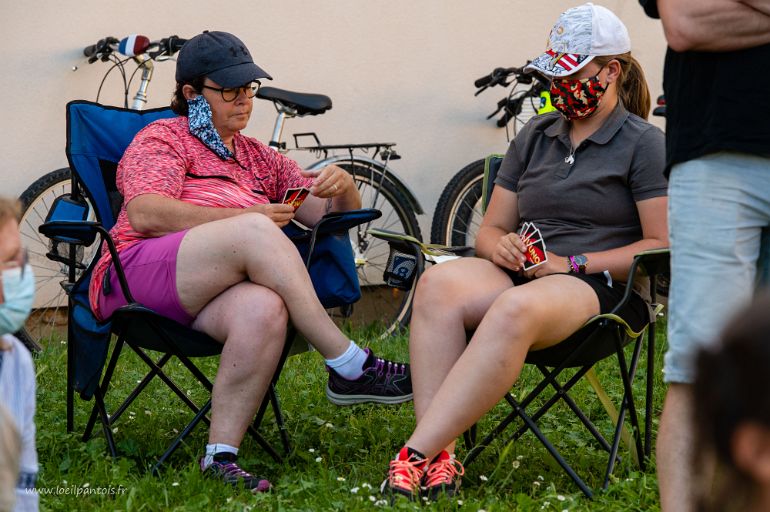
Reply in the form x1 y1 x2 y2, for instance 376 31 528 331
292 132 400 161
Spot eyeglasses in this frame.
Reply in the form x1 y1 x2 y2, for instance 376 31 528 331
201 80 261 102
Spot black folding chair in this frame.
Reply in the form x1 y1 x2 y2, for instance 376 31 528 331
40 100 381 473
372 154 668 497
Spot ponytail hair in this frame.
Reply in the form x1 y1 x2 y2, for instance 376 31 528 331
593 53 651 120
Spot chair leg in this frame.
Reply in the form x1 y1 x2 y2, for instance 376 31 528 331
512 398 594 499
67 336 75 433
152 400 213 475
645 322 656 460
83 336 126 441
269 385 291 454
93 389 117 458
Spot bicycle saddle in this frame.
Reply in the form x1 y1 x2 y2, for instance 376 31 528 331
257 87 332 116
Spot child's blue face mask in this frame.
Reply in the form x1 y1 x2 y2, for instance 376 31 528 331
187 95 234 160
0 264 34 336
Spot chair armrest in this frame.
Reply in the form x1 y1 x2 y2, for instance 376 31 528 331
608 248 670 317
38 220 136 304
367 228 474 257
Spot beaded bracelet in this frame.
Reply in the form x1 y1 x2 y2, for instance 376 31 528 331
568 255 579 273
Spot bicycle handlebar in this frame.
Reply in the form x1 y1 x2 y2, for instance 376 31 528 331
83 35 187 64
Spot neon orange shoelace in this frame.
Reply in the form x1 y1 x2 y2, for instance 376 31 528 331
424 457 465 488
388 458 425 492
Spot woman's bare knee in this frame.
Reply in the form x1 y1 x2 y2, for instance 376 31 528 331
193 282 288 343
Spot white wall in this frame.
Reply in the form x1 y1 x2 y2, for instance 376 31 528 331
0 0 666 236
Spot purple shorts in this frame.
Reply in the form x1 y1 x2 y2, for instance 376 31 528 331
97 230 195 326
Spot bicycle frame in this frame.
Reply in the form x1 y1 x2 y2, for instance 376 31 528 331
129 55 154 110
265 100 423 215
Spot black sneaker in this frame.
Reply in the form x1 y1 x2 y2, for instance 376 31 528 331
200 453 271 493
326 348 412 405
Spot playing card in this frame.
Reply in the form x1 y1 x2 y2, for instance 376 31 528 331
518 222 533 240
282 187 311 210
523 236 548 270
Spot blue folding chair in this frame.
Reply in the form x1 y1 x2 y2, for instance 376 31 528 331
40 100 380 473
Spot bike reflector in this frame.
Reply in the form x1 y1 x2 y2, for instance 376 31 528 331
118 34 150 57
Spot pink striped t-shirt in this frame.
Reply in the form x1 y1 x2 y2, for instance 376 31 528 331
88 116 313 319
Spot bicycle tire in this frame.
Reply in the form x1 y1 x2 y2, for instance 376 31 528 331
430 159 486 247
18 168 98 348
336 162 422 338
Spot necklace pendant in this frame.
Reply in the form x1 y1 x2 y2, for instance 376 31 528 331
565 154 575 165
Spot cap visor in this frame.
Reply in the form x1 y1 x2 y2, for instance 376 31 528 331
208 62 273 88
525 51 594 78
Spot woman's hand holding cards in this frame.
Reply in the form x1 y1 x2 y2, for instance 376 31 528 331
301 164 351 198
521 250 563 279
492 232 529 271
246 203 295 227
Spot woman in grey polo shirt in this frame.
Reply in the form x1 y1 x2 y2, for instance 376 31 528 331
380 3 668 502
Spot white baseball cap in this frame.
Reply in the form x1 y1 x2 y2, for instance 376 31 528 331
525 3 631 78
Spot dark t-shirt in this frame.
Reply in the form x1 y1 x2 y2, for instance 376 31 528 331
494 103 667 257
640 0 770 172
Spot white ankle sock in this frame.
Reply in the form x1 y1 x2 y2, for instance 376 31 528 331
324 341 368 380
202 443 239 469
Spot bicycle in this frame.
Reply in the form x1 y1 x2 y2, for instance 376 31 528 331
430 65 552 247
18 34 422 349
17 34 186 351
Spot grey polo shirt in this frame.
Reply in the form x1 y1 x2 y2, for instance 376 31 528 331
494 102 667 257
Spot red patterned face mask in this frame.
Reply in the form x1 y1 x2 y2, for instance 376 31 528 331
549 71 606 120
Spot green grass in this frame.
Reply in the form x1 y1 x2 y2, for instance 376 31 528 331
33 322 667 511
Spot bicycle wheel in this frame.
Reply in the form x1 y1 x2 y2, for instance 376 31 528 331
430 159 485 247
336 162 422 337
18 168 98 347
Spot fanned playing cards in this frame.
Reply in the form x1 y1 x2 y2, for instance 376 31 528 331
282 187 311 210
517 222 548 270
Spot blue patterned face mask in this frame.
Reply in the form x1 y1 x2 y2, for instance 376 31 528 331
187 95 234 160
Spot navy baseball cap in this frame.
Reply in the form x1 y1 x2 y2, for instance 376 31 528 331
176 30 272 87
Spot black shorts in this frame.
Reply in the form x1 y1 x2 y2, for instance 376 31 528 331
504 270 649 334
503 270 651 366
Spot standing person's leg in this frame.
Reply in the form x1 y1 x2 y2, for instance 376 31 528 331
658 153 770 512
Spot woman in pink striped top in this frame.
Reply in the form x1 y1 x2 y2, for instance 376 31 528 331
89 31 413 491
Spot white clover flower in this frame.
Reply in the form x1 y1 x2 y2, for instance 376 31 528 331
324 423 334 428
144 409 152 415
479 475 488 482
337 476 346 481
517 455 524 460
557 495 566 501
172 482 179 487
457 500 463 506
374 499 388 507
112 427 119 434
350 487 359 494
537 475 544 481
512 460 520 469
361 482 372 489
533 481 541 487
308 448 316 453
315 456 322 462
369 496 376 502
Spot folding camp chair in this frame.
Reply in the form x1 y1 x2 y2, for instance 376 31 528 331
372 154 668 497
39 100 380 473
